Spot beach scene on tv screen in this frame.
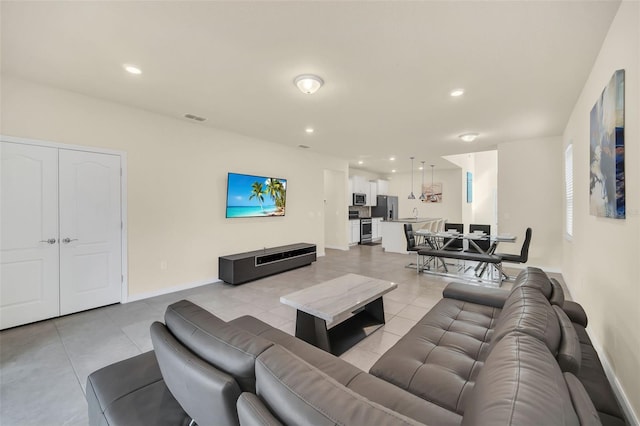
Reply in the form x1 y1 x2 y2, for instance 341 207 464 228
226 173 287 218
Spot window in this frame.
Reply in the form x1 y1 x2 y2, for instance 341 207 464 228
564 144 573 239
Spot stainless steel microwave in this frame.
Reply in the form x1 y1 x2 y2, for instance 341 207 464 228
353 193 366 206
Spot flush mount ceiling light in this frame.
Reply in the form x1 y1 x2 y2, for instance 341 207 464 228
459 133 479 142
123 64 142 75
305 127 314 134
450 89 464 97
408 157 416 200
294 74 324 94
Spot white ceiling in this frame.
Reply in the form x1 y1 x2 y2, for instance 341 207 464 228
1 1 620 174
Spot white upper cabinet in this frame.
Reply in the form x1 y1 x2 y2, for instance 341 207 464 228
376 179 389 195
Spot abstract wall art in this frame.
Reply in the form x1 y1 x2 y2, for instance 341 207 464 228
590 69 625 219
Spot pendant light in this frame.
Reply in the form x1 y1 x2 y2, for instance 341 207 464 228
419 161 426 200
408 157 416 199
430 165 438 202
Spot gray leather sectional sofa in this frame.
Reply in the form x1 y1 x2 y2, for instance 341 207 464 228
86 267 627 426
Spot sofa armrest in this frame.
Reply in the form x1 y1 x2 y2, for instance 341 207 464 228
563 301 588 327
443 282 508 308
237 393 283 426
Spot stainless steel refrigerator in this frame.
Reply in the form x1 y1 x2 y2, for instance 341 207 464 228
372 195 398 221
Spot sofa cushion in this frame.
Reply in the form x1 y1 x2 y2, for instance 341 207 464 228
442 281 508 308
164 300 273 392
254 345 425 426
150 322 243 426
564 300 589 327
554 305 582 375
229 315 362 386
572 323 626 425
232 315 462 425
236 393 283 426
549 277 566 306
85 351 189 426
461 332 582 426
369 298 501 414
564 373 603 426
510 267 553 299
491 285 561 354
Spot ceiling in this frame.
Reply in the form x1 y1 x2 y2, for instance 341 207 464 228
1 1 620 174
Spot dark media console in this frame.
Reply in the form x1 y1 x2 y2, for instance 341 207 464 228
219 243 317 285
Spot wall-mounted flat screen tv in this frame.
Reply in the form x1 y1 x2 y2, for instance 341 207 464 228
226 173 287 218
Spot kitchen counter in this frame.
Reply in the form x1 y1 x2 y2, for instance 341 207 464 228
385 217 440 223
380 218 441 254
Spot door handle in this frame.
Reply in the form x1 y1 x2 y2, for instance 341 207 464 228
39 238 57 244
62 238 78 244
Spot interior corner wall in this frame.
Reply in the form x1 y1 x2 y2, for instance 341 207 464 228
386 169 462 222
471 151 498 232
562 0 640 420
497 136 563 270
0 75 348 298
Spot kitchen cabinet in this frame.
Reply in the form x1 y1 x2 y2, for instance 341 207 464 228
349 219 360 245
369 182 378 206
376 179 389 196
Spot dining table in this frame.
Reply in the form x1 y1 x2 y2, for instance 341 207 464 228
414 229 517 281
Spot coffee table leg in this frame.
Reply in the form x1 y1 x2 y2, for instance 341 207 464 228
295 310 331 353
364 297 385 324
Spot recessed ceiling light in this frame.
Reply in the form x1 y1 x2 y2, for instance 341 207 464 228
294 74 324 94
389 157 396 161
391 169 397 173
459 133 479 142
305 127 314 134
419 166 424 170
358 160 364 165
450 89 464 97
123 64 142 75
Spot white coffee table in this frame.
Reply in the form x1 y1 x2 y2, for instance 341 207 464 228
280 273 397 355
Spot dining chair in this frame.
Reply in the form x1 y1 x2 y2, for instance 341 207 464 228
442 223 463 251
403 223 432 272
495 228 532 278
465 224 491 253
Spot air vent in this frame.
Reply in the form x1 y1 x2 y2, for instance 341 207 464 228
184 113 206 122
298 144 310 149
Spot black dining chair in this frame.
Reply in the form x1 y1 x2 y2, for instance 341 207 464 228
496 227 532 265
442 223 463 251
465 224 491 253
403 223 434 272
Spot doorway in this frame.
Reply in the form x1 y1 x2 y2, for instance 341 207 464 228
1 140 126 329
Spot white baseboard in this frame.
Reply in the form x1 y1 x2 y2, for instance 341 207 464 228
124 277 220 303
325 244 349 251
586 329 639 425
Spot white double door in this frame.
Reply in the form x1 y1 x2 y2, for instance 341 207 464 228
1 142 123 329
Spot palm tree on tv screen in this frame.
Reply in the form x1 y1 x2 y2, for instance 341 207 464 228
249 182 266 212
266 178 286 213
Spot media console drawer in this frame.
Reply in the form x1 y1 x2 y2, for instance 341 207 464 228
219 243 317 285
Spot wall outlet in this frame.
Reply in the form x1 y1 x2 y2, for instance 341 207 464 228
160 261 167 270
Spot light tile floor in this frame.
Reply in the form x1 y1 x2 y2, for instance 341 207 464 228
0 245 559 425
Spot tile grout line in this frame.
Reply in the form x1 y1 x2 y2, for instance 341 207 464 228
53 321 87 397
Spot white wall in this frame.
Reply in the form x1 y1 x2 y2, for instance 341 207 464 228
562 1 639 420
444 151 497 231
497 137 563 270
1 76 348 297
473 151 498 231
387 169 462 222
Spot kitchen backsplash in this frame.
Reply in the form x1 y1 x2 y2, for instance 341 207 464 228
350 206 371 217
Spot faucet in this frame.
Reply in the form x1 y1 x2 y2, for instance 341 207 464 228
412 207 418 220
